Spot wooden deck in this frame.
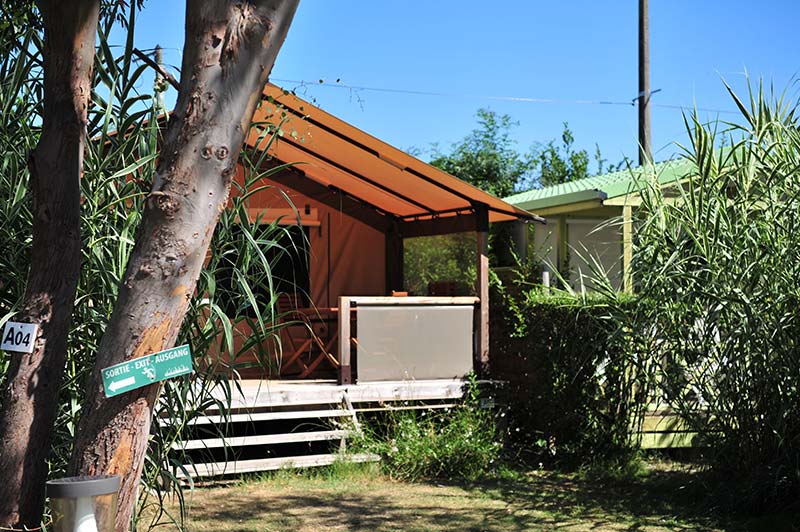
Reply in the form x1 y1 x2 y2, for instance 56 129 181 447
214 378 467 411
638 408 700 449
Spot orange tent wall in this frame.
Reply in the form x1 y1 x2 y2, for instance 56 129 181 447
234 166 388 309
319 205 387 306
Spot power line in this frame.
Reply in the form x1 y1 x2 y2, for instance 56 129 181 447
271 78 739 115
652 102 737 114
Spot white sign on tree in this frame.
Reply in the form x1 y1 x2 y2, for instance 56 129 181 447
0 321 38 354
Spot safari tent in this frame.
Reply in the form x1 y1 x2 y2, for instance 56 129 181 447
224 83 540 386
173 85 542 477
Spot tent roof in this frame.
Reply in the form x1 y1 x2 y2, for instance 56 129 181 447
504 158 694 212
246 84 542 225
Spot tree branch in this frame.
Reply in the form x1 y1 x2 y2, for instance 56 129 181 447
132 47 180 90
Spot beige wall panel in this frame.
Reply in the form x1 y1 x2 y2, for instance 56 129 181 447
532 223 558 272
567 219 623 290
356 305 474 381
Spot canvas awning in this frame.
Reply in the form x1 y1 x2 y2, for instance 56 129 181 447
245 84 543 232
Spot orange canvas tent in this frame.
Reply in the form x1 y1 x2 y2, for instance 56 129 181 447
229 83 541 382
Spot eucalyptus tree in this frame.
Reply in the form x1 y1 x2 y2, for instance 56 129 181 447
0 0 300 528
0 2 101 527
69 1 300 528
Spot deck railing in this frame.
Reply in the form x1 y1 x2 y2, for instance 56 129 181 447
337 296 479 384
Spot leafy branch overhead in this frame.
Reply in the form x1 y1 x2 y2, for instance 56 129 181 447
430 109 533 198
533 122 627 188
429 109 621 196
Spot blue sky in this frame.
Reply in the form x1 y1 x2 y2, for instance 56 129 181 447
127 1 798 179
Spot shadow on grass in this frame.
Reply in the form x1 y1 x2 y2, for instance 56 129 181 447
455 465 800 532
186 491 508 532
178 464 800 532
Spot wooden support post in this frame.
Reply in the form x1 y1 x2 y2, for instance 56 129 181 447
338 296 352 384
623 205 633 293
475 207 490 377
556 216 569 283
385 222 404 293
512 220 527 262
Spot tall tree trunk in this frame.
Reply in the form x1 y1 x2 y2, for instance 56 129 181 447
70 2 299 529
0 1 99 528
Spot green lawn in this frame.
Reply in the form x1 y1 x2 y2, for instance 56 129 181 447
140 460 799 532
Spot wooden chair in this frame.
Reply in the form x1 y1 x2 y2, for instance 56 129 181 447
427 280 458 296
276 293 338 378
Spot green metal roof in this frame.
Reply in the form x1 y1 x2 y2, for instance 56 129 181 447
504 158 694 212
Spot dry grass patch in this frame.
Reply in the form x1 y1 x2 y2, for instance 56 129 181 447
141 461 798 532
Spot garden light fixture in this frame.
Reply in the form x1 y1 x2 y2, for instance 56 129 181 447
46 475 119 532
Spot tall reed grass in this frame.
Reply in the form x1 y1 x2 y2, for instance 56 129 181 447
0 9 297 530
628 81 800 510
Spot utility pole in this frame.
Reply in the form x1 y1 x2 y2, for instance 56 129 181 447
638 0 651 165
154 44 166 113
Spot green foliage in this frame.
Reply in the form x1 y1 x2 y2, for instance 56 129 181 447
533 122 591 187
491 284 646 469
403 233 475 295
0 2 40 44
355 376 502 482
0 21 41 384
532 122 629 188
430 108 534 197
625 80 800 510
0 0 145 42
430 113 618 193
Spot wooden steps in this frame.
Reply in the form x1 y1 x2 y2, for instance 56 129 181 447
354 402 458 413
175 408 353 427
163 379 469 480
174 430 348 451
214 379 466 409
167 391 370 480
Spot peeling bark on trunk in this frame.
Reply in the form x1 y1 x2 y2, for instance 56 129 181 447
69 2 299 529
0 1 99 528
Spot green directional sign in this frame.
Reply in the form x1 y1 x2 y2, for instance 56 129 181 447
102 344 193 398
151 344 193 380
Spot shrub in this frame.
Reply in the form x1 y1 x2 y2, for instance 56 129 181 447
491 285 646 469
355 377 502 482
